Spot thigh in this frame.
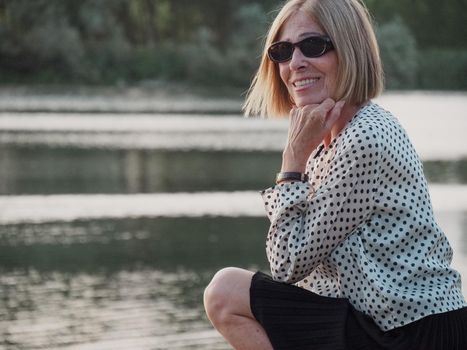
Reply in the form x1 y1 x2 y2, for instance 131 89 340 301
250 271 351 350
207 267 256 318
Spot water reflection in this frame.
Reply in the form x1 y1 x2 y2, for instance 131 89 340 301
0 217 269 349
0 269 227 349
0 146 281 194
423 160 467 184
0 213 465 349
0 91 466 348
0 146 466 195
0 217 269 272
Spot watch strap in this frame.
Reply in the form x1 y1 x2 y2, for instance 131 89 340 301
275 172 309 184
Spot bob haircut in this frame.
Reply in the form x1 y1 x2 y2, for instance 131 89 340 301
243 0 384 118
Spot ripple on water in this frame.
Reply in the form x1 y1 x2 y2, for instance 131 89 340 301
0 269 228 349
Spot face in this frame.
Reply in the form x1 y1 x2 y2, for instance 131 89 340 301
277 11 338 107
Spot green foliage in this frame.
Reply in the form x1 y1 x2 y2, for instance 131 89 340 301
179 3 268 86
223 3 269 85
127 3 269 87
0 0 465 90
0 0 132 83
418 49 467 90
364 0 467 50
128 45 180 82
0 0 83 80
376 16 418 89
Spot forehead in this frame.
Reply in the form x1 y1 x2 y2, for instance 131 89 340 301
278 11 324 41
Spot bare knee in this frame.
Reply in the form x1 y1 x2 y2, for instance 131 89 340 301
204 267 238 323
204 267 253 326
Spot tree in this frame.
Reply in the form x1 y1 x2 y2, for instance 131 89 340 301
377 16 418 89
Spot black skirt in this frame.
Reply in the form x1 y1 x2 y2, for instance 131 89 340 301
249 271 467 350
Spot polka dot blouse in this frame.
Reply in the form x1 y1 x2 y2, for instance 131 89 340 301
260 102 466 331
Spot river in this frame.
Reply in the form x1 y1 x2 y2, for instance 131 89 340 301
0 90 466 349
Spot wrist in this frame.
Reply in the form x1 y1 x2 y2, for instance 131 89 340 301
276 171 309 184
281 150 307 173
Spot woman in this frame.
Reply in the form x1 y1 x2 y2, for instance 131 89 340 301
204 0 467 349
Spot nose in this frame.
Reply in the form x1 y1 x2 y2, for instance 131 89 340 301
288 47 307 71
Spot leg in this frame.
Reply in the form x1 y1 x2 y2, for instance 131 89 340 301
204 267 273 350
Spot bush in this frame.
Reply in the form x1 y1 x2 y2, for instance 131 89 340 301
179 27 227 85
222 3 269 86
417 49 467 90
176 4 268 87
376 16 418 89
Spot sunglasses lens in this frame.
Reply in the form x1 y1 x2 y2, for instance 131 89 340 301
268 42 293 63
268 36 332 62
299 37 327 57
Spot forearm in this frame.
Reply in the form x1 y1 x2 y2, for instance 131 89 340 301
280 146 310 173
266 222 321 284
262 182 320 283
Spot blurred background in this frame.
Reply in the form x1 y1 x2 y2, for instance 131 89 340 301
1 0 467 89
0 0 466 349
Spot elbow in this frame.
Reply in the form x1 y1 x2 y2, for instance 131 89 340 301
270 265 300 284
270 259 319 284
281 274 299 284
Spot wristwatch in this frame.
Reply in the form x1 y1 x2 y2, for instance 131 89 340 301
275 172 309 184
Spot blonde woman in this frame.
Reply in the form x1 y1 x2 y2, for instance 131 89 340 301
204 0 467 349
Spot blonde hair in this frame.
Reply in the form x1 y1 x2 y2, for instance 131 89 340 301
243 0 384 117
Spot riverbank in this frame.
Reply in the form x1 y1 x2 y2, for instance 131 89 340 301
1 82 244 98
0 84 243 114
1 85 466 114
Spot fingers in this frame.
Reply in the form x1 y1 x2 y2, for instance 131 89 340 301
322 98 336 110
310 98 335 123
284 99 346 163
288 106 300 126
289 98 345 133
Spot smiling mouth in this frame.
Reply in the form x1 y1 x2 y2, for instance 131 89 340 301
293 78 320 88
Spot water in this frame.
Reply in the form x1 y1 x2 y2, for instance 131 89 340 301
0 91 466 349
0 217 269 349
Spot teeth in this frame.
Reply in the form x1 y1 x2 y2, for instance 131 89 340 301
294 78 319 87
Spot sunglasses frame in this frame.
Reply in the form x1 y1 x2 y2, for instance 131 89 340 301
267 35 334 63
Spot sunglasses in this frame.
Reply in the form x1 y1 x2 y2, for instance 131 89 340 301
267 35 334 63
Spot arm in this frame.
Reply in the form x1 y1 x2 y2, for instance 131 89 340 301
280 99 345 173
261 133 380 283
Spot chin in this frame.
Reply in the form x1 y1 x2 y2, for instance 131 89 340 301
293 91 334 107
295 97 325 107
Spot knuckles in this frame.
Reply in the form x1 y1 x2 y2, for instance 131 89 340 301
290 98 337 126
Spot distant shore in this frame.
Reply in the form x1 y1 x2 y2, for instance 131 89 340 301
0 83 247 100
0 84 245 114
0 85 466 115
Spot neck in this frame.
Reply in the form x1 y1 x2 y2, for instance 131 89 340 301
324 101 367 147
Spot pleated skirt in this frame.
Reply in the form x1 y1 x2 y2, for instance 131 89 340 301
249 271 467 350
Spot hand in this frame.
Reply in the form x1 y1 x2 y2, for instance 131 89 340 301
281 98 345 172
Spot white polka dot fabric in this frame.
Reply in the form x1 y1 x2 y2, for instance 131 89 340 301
260 102 467 331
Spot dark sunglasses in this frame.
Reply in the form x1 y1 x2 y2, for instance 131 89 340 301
267 35 334 63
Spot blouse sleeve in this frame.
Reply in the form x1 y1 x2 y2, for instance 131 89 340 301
260 136 380 284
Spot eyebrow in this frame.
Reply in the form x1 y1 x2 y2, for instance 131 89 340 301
299 31 323 38
279 31 324 42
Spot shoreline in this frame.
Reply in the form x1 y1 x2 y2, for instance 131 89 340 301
0 83 248 100
0 86 465 115
1 84 465 98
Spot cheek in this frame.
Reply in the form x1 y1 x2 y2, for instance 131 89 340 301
278 64 289 87
325 70 338 89
322 57 339 90
278 65 295 99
